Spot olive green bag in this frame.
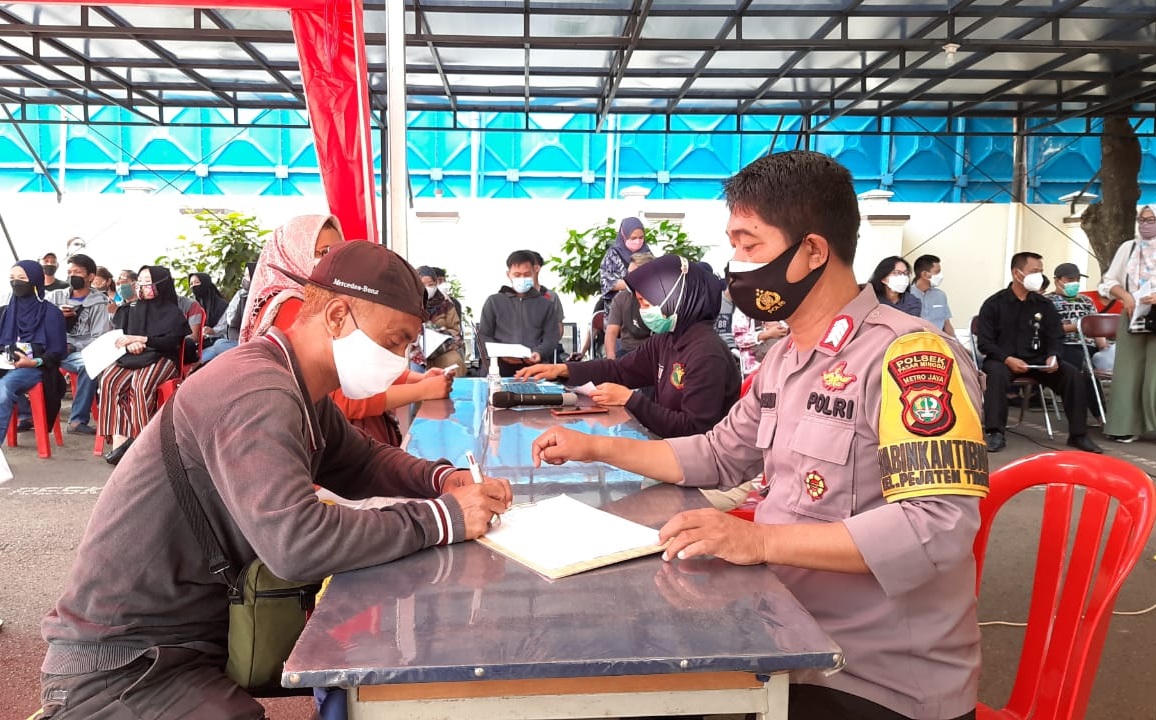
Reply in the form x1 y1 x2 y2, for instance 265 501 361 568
160 403 322 691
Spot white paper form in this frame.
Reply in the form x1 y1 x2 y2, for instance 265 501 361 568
570 381 597 397
80 330 126 379
485 342 533 359
477 494 664 579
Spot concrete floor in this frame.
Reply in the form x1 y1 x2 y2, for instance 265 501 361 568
1 404 1154 720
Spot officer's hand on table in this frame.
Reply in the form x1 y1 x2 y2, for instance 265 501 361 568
1004 356 1029 374
442 472 513 539
591 382 632 406
515 363 567 381
416 371 452 400
659 509 768 565
531 426 597 467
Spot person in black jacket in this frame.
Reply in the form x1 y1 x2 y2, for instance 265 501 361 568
517 254 740 438
976 251 1100 454
98 265 191 464
0 260 67 434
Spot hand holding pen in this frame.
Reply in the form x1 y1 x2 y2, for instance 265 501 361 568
440 453 512 538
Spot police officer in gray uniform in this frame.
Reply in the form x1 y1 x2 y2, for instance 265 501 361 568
533 151 986 720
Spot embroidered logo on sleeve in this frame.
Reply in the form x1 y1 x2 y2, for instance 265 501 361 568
877 332 989 502
821 361 857 391
670 362 686 389
804 471 827 500
887 351 956 436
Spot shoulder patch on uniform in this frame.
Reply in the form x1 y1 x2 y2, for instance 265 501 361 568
877 331 989 503
819 315 853 354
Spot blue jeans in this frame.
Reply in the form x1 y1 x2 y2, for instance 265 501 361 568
199 338 237 363
60 351 96 426
0 367 44 432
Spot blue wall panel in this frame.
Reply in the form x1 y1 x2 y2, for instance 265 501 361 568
0 106 1153 206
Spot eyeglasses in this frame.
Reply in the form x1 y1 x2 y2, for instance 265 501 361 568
1139 217 1156 225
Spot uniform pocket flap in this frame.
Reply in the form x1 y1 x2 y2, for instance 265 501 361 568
755 409 777 449
789 418 855 465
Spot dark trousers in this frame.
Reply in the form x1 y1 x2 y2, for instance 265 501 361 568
789 684 976 720
982 357 1088 436
39 647 265 719
1058 343 1103 419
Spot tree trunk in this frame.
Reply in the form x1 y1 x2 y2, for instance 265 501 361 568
1081 116 1141 273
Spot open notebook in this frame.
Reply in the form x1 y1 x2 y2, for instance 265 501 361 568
477 494 666 580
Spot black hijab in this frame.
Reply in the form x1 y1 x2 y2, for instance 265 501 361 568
189 272 228 327
123 265 186 338
625 254 721 339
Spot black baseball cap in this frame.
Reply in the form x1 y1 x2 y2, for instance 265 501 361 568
276 241 427 320
1053 262 1087 279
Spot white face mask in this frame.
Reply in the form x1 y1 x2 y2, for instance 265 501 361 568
331 310 409 399
885 274 910 294
1022 271 1045 293
930 273 944 288
510 276 534 294
425 285 437 298
437 282 451 295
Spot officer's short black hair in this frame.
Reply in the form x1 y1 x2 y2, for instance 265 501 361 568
520 250 546 268
1010 251 1043 272
68 253 97 276
120 269 138 282
723 150 859 265
42 252 58 262
506 250 537 269
913 254 940 278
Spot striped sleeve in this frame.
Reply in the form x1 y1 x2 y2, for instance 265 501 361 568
431 464 456 495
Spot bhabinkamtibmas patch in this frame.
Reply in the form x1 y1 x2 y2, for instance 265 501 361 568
878 332 989 502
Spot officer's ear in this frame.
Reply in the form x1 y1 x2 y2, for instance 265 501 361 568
800 233 830 271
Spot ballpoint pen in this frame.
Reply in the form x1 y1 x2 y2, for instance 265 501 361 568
465 451 500 527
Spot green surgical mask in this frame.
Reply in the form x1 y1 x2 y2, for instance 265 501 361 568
637 259 688 335
640 305 675 334
1062 281 1080 298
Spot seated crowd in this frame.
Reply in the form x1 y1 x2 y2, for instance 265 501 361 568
7 207 1130 468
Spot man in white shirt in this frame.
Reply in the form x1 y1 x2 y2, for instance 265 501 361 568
911 254 954 334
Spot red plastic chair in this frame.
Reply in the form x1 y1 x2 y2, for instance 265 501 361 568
975 452 1156 720
157 302 206 407
6 382 63 458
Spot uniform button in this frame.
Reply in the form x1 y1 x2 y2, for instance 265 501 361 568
869 311 879 319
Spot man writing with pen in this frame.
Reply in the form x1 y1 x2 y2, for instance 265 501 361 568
38 242 512 719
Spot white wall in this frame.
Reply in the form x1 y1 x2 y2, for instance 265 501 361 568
0 192 1105 338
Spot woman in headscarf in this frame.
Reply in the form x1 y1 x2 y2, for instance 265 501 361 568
869 255 922 317
188 272 229 343
239 215 452 445
0 261 67 434
98 265 191 464
240 214 343 342
599 217 650 302
1100 205 1156 442
517 254 741 438
412 265 465 371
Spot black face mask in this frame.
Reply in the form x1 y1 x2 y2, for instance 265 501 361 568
41 264 57 278
11 280 33 298
726 239 827 322
68 275 86 291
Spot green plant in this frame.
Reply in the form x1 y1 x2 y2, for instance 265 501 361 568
548 217 705 302
156 210 269 298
